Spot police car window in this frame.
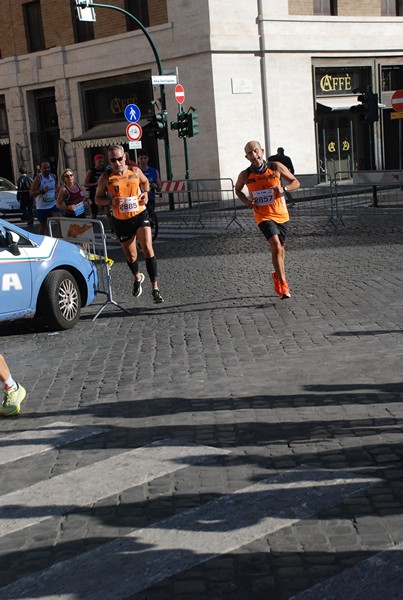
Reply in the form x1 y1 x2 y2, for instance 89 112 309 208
2 226 34 248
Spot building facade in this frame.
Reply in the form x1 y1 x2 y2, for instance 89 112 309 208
0 0 402 184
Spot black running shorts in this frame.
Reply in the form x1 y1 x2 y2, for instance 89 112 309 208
113 209 151 242
258 220 288 244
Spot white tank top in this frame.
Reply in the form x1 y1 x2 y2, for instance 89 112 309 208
36 173 56 210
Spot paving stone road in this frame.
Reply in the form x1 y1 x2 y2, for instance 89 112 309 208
0 212 402 599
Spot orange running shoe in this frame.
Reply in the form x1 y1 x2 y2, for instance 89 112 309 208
271 271 282 296
281 281 291 299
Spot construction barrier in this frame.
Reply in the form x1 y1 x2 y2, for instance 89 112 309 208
47 217 130 320
158 178 244 230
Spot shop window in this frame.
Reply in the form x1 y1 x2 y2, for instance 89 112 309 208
313 0 337 15
23 1 45 53
381 0 403 15
71 5 95 43
382 66 403 91
125 0 150 30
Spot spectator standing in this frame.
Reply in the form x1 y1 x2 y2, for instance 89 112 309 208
235 140 300 299
0 353 26 416
268 147 295 174
16 166 34 226
56 169 87 218
30 160 60 234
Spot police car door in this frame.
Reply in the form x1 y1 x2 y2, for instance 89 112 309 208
0 223 32 314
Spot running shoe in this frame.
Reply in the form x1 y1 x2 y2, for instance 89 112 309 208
152 289 164 304
271 271 282 296
281 281 291 299
132 273 145 297
1 384 26 417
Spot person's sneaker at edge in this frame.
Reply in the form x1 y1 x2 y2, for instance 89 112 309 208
1 384 26 417
271 271 282 296
281 281 291 299
152 289 164 304
132 273 145 297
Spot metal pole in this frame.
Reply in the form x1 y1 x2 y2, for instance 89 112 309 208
178 107 191 208
76 1 172 180
257 0 271 156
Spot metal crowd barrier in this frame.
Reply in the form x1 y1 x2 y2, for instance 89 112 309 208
330 170 403 231
47 217 130 320
158 178 244 229
279 173 338 232
280 170 403 232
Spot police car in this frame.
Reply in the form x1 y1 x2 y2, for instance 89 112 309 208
0 218 98 330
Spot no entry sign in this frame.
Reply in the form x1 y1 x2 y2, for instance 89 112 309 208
175 84 185 105
391 90 403 111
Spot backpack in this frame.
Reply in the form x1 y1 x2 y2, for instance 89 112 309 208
17 175 33 191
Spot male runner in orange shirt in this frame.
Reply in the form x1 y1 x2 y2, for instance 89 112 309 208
235 140 300 299
95 145 164 303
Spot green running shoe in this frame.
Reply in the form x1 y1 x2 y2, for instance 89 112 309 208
152 289 164 304
1 384 26 417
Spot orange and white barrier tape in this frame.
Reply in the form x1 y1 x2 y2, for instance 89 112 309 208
161 181 188 192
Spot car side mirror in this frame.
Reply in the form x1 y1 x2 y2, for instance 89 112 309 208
6 230 20 256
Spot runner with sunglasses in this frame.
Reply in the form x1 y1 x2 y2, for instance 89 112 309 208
95 145 164 303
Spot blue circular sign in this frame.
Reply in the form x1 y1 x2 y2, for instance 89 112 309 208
124 104 141 123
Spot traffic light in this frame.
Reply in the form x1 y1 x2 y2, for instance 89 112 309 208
177 112 189 138
350 89 379 123
188 111 199 137
170 111 200 138
150 110 167 139
365 90 379 123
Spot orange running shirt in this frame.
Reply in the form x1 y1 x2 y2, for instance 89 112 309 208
245 164 289 225
107 170 145 220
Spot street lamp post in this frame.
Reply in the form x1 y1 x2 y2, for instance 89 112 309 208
75 0 173 181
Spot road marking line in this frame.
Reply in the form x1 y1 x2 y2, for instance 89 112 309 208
290 540 403 600
0 422 107 465
0 438 229 538
0 466 379 600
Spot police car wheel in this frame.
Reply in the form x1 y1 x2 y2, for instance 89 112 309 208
40 270 82 330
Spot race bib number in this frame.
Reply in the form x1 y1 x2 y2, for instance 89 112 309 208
73 201 85 216
118 196 138 214
43 192 55 203
252 188 275 206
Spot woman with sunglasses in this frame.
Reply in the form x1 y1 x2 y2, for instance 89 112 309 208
56 169 87 218
95 145 164 304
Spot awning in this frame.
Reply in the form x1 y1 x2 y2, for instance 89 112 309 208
71 122 128 148
0 136 10 146
316 97 361 111
71 118 151 149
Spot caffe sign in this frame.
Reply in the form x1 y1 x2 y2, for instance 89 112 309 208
315 66 371 96
320 74 352 93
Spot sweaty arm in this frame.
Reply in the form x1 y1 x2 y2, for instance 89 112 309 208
30 175 41 198
56 186 67 209
138 169 149 205
153 170 162 192
94 173 111 207
274 163 300 192
235 170 254 208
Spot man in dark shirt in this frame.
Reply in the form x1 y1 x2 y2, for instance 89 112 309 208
268 147 295 174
